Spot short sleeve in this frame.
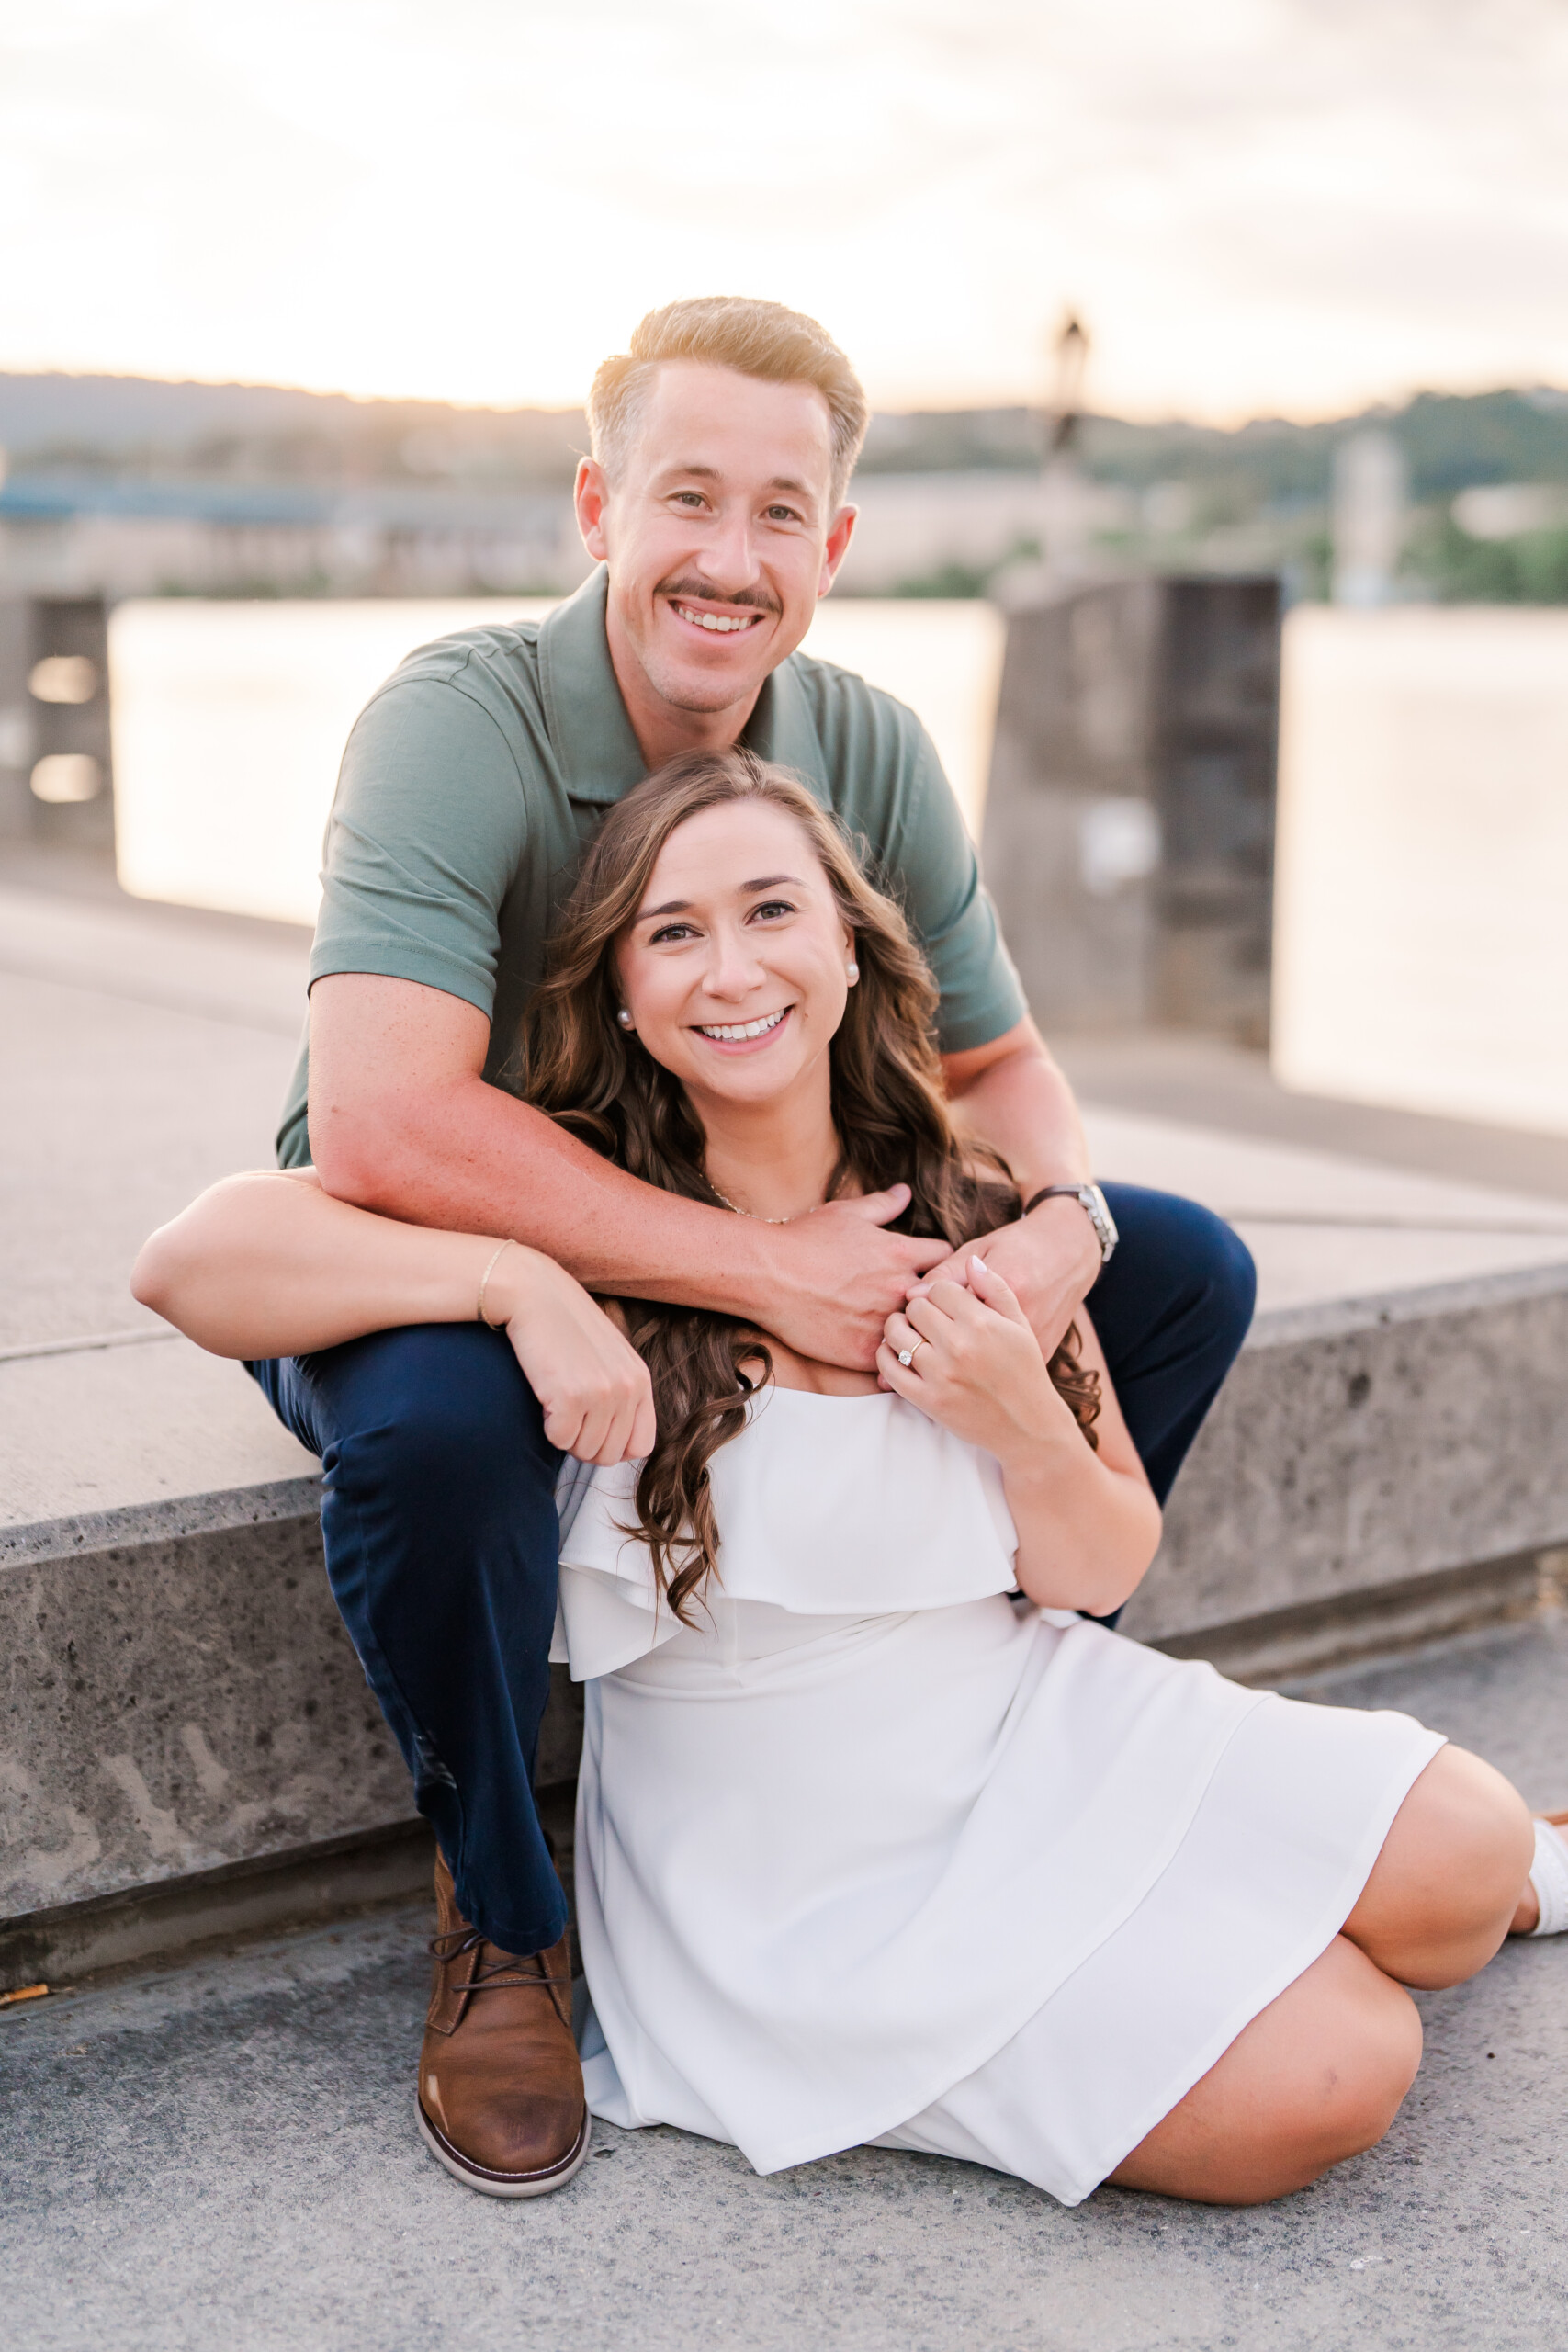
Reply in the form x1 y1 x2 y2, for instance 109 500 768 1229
309 673 528 1018
886 720 1028 1056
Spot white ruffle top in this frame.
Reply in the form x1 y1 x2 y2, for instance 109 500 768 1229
550 1387 1025 1681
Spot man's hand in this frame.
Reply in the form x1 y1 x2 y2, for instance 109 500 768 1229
752 1186 950 1370
910 1195 1101 1362
492 1248 657 1466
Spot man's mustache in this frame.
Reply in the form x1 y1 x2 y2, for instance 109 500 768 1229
660 575 782 617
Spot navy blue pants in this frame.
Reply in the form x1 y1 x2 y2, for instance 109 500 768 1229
250 1183 1254 1955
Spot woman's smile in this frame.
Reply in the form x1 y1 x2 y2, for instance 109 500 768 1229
690 1006 795 1053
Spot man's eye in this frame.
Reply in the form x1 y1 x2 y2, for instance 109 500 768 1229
672 492 706 509
764 505 800 524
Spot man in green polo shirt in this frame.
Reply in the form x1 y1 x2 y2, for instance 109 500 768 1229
252 296 1255 2199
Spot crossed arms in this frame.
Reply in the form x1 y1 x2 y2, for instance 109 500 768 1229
134 971 1156 1613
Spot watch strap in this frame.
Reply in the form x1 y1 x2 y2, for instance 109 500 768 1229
1021 1182 1118 1263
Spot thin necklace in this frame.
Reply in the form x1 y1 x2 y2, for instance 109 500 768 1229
705 1179 824 1226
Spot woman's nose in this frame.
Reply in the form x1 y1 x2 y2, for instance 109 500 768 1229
705 930 766 1000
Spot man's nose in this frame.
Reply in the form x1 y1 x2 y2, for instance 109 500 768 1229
697 506 763 597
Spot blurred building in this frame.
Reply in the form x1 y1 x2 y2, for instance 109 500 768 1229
0 476 593 600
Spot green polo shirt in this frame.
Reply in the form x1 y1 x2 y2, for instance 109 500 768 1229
276 567 1025 1167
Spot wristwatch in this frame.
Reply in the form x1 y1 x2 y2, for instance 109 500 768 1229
1021 1182 1119 1266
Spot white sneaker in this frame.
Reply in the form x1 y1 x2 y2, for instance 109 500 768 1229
1527 1809 1568 1937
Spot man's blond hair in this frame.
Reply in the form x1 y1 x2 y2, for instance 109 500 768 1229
588 296 869 511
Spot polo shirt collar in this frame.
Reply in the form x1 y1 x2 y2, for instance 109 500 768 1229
536 567 647 805
743 651 829 797
537 562 829 804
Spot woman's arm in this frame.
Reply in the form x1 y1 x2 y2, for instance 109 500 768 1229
877 1258 1161 1617
131 1171 656 1464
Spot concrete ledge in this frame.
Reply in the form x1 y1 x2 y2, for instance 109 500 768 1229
5 1261 1567 1989
1151 1550 1558 1687
1121 1260 1568 1645
0 1817 435 1991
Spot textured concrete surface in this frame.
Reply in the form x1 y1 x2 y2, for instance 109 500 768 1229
0 1486 407 1917
3 1619 1564 2352
0 906 302 1357
1057 1029 1568 1205
1122 1262 1568 1646
0 1340 315 1530
1084 1104 1568 1314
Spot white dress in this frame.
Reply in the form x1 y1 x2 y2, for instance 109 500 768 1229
549 1387 1443 2207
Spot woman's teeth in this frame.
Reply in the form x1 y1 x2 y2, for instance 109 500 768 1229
696 1010 788 1042
674 603 757 633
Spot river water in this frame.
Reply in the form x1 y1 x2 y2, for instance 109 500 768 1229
106 595 1567 1138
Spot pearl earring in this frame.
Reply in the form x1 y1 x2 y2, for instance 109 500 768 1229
846 960 860 984
616 1008 634 1030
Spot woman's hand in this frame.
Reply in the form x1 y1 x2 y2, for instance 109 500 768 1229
879 1254 1161 1618
876 1255 1066 1470
133 1173 655 1469
489 1248 657 1467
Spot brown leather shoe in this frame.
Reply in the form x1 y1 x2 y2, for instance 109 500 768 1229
415 1852 591 2197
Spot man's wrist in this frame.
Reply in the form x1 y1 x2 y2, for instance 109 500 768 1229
1022 1182 1118 1267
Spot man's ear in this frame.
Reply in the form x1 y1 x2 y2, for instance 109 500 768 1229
576 457 612 562
818 503 859 597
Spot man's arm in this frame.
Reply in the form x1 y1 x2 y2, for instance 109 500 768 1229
928 1014 1102 1350
308 973 946 1370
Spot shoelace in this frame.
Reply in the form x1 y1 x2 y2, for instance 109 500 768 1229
428 1925 569 1992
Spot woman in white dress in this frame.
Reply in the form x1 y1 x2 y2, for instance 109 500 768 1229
137 749 1566 2208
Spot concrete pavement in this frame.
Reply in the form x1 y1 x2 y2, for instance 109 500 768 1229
4 1615 1564 2352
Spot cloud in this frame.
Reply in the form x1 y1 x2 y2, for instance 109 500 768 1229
1 0 1564 419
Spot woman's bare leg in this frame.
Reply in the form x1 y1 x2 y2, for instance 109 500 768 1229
1110 1743 1536 2204
1341 1746 1535 1986
1109 1936 1421 2206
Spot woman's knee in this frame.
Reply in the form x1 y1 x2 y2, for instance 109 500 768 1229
1348 1746 1534 1983
1235 1944 1419 2195
1111 1939 1420 2206
1276 1948 1423 2179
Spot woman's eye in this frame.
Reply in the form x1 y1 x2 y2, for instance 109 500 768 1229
750 900 795 922
649 922 696 944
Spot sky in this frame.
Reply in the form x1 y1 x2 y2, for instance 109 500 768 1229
3 0 1567 424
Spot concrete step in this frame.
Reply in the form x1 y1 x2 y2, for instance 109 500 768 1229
5 1259 1567 1991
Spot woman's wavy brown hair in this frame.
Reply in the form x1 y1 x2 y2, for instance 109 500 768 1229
517 747 1100 1623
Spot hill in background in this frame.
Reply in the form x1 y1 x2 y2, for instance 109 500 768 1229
3 372 1566 601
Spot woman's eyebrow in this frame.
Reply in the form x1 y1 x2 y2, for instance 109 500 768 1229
636 875 805 921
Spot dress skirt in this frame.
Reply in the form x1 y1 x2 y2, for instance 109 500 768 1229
574 1591 1443 2207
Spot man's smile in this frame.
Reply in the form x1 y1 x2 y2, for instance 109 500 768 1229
670 599 768 637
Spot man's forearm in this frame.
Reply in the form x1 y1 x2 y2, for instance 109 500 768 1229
943 1023 1091 1199
314 1069 774 1313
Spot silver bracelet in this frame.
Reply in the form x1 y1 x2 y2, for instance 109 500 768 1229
476 1238 516 1329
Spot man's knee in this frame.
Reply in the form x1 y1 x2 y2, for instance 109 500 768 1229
1098 1184 1257 1355
1148 1194 1256 1345
312 1322 555 1518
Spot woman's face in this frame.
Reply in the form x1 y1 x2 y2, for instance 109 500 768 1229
614 798 854 1119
